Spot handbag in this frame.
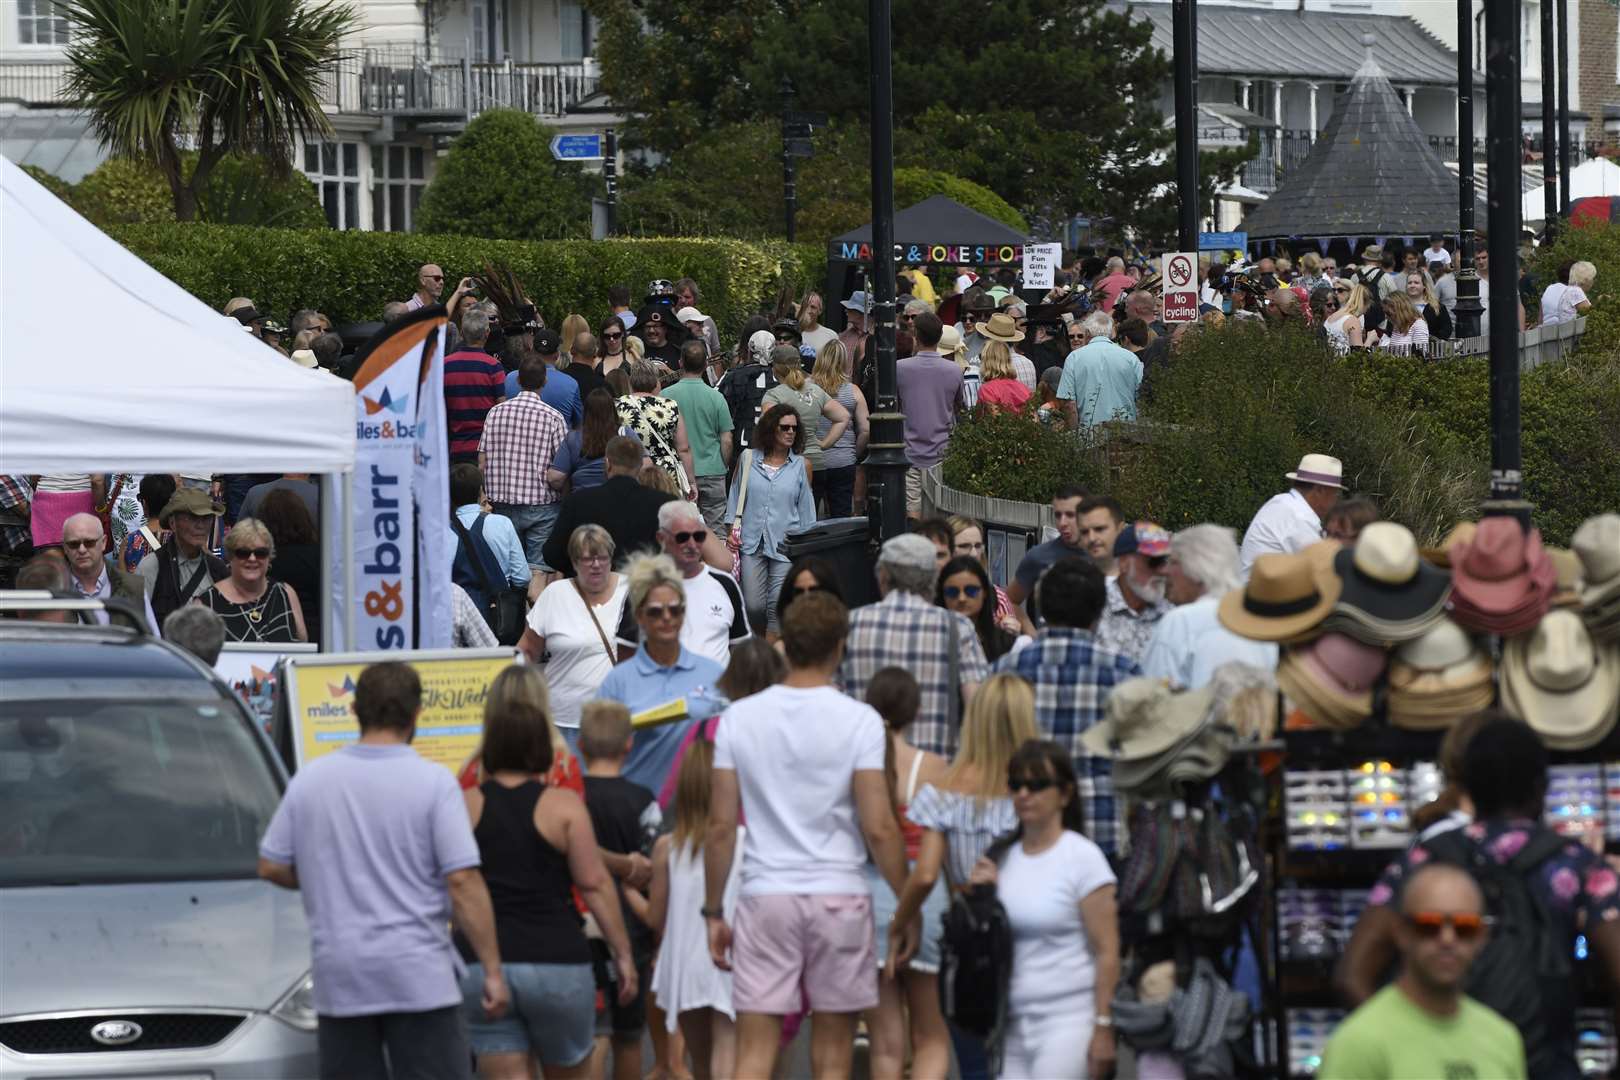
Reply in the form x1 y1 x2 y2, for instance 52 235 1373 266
450 512 526 645
727 450 752 579
572 577 619 663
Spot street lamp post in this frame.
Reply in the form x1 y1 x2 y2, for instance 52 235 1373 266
1172 0 1200 252
864 0 906 542
1454 0 1483 338
1483 0 1528 523
1557 0 1571 217
1541 0 1558 238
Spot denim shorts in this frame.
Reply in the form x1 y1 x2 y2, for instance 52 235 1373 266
460 961 595 1066
866 861 946 974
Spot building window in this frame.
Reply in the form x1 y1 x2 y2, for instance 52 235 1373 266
1522 1 1540 75
302 141 362 230
469 0 506 62
373 145 427 233
17 0 70 46
559 0 590 61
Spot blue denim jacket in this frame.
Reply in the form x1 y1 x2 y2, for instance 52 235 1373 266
726 450 817 563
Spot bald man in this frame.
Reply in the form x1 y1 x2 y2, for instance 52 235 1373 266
405 265 474 315
61 512 157 631
1320 864 1525 1080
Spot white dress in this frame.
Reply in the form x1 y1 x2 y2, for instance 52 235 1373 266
652 829 744 1027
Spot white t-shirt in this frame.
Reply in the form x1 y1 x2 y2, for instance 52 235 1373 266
955 273 975 295
1424 246 1452 270
1544 283 1588 326
999 830 1116 1012
526 576 629 730
679 569 749 666
800 325 838 355
713 684 885 896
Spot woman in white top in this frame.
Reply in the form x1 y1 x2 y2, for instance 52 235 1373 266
647 734 741 1080
518 524 630 743
1543 260 1595 326
1323 282 1368 353
1378 292 1430 355
969 740 1119 1080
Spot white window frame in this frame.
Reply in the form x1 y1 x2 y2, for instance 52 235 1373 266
301 140 364 231
373 144 428 233
16 0 70 47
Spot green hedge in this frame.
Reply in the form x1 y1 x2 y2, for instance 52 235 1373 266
109 222 821 336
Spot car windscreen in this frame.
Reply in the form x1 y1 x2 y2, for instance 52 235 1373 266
0 698 282 886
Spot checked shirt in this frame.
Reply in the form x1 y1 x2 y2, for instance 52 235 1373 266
993 628 1141 857
479 391 567 507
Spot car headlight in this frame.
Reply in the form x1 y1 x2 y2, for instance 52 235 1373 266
269 971 317 1031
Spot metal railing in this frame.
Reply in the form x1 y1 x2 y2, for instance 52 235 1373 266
1 47 596 121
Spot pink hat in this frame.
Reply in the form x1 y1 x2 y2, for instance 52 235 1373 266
1298 632 1387 695
1450 518 1546 612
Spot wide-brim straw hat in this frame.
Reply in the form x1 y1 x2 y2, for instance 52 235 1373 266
1387 655 1495 731
979 311 1026 343
1450 517 1553 614
1574 513 1620 610
1220 548 1342 642
1500 609 1620 751
1082 677 1216 761
1278 651 1372 730
1331 522 1451 630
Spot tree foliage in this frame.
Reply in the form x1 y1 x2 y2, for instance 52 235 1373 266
60 0 355 221
70 153 326 228
592 0 1188 230
415 109 595 241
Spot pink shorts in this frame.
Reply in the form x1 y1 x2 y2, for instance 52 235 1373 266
731 893 878 1015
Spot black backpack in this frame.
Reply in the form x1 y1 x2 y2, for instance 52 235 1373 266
937 882 1014 1054
1423 826 1574 1076
450 513 526 645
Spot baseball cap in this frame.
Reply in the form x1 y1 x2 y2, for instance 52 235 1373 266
1114 521 1172 558
533 328 561 354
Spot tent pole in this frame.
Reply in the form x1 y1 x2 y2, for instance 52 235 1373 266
343 469 357 651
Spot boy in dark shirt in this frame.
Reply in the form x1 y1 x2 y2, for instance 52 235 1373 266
579 701 662 1080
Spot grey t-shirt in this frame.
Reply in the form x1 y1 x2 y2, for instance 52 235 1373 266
259 743 481 1017
137 546 209 602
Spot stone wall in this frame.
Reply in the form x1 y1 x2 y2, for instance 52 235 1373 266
1579 0 1620 144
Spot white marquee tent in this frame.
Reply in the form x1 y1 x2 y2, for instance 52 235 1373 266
0 155 354 476
1523 157 1620 223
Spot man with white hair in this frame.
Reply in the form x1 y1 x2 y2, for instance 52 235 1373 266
61 512 157 630
838 533 988 758
1057 310 1142 429
1093 256 1137 313
1140 524 1279 690
621 501 749 666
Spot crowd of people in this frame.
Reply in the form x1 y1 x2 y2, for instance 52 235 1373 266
6 255 1617 1080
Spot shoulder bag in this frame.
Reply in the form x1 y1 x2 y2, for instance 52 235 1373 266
450 512 526 645
572 577 620 663
631 399 695 499
727 450 752 579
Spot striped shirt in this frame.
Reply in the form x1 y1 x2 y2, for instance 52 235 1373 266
479 392 567 507
906 785 1017 887
443 349 507 458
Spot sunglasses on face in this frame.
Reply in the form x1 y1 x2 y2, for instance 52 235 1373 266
63 538 100 551
603 331 624 340
1008 774 1057 794
423 274 443 281
672 529 707 545
944 584 983 600
1146 555 1169 569
778 423 799 433
1407 911 1491 940
232 547 271 560
642 602 686 621
789 583 823 599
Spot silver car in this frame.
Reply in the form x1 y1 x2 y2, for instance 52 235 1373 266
0 613 317 1078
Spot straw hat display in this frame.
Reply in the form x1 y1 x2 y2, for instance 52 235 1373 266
1220 548 1341 644
1276 632 1387 731
1322 522 1451 645
1573 513 1620 643
1386 618 1494 731
1083 678 1216 763
1500 609 1620 751
1446 517 1557 637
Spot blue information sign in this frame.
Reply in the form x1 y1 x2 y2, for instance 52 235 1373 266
1199 231 1247 251
550 134 604 161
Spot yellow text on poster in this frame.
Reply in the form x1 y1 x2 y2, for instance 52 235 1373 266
291 653 515 774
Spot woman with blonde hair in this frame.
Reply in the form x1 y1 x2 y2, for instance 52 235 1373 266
764 343 850 484
1323 281 1370 351
976 340 1032 413
808 339 868 516
1378 290 1430 354
1405 270 1453 340
1297 251 1327 292
204 517 307 642
559 313 590 356
461 664 582 794
884 672 1040 1078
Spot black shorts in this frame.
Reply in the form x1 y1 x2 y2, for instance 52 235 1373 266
590 939 651 1037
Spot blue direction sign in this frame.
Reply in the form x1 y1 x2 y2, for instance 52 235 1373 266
1199 231 1247 251
550 133 604 161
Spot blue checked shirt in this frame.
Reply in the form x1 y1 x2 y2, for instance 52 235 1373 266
839 591 989 759
993 628 1142 858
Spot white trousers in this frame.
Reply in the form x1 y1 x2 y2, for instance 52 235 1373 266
997 995 1094 1080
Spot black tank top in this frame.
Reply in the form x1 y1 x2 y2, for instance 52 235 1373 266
454 780 590 965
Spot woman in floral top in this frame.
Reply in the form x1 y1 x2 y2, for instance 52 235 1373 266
1339 717 1620 1080
118 473 175 572
616 362 696 497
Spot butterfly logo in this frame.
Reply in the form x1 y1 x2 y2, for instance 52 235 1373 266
363 387 410 416
327 674 356 698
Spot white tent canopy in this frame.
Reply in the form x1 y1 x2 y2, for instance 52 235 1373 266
1523 158 1620 223
0 156 355 475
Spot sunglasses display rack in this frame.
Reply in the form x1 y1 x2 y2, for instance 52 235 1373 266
1577 1011 1617 1078
1277 885 1368 961
1284 1008 1345 1079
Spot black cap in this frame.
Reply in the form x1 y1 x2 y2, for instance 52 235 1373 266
645 309 667 325
232 306 262 325
533 328 561 355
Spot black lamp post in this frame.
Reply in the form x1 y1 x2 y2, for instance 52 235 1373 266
864 0 906 542
1541 0 1558 238
1454 0 1483 338
1557 0 1571 217
1483 0 1529 523
1172 0 1200 252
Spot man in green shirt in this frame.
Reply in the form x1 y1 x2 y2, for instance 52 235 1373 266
1320 863 1525 1080
662 339 734 536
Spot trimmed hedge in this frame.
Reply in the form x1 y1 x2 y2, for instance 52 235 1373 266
109 222 822 337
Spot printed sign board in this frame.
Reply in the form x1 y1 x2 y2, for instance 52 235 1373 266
551 133 605 161
1162 251 1200 324
1022 243 1061 290
1199 231 1248 251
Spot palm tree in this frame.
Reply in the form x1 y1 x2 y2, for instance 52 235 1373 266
60 0 356 221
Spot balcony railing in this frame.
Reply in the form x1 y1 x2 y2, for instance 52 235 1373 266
1 47 597 121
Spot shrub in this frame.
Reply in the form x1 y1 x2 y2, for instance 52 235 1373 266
108 221 819 338
74 157 175 225
72 153 324 229
942 402 1105 503
415 109 593 241
20 164 75 204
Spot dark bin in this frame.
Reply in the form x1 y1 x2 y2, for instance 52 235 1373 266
780 517 879 609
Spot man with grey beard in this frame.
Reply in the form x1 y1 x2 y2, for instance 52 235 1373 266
1092 521 1173 665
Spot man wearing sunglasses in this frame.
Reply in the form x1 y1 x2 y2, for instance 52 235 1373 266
1092 521 1173 666
643 501 749 666
61 512 157 630
1320 864 1525 1079
1338 718 1620 1079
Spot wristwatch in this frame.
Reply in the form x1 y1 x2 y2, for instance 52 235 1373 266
700 905 725 919
1094 1015 1115 1029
